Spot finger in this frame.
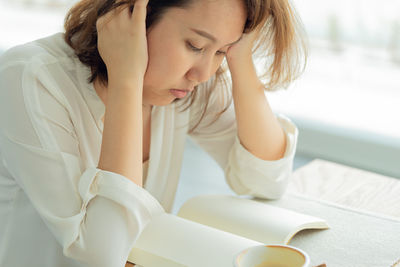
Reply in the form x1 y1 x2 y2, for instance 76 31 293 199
116 4 132 22
112 1 130 19
96 10 116 31
98 2 130 30
97 0 127 30
130 0 149 24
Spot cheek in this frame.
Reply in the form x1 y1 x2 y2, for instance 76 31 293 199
145 39 191 86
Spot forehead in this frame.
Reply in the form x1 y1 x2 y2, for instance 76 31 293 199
163 0 246 43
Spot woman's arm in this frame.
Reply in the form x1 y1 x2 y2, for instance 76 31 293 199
98 79 144 186
226 29 286 161
96 1 149 186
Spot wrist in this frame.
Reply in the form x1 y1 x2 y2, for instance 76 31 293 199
228 56 256 83
226 51 252 63
107 74 144 92
227 54 253 75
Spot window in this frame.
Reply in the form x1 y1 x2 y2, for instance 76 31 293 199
0 0 75 51
266 0 400 177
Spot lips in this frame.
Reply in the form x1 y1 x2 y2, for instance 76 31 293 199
169 89 188 98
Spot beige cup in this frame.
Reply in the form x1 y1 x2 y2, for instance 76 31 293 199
233 245 310 267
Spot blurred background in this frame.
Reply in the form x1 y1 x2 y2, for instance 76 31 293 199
0 0 399 212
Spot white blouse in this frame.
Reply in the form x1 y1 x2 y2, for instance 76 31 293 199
0 33 298 267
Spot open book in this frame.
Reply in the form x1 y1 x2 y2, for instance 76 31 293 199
128 194 329 267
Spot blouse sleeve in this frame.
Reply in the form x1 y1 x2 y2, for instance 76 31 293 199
188 87 298 200
0 47 164 267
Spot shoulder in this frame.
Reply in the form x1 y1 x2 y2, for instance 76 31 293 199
0 33 86 94
0 33 87 113
0 33 77 73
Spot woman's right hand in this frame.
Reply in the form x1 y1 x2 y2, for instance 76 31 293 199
96 0 149 86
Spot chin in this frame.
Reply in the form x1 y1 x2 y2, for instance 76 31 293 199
145 89 188 107
150 97 177 107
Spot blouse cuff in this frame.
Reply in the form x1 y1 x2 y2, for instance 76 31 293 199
225 114 298 199
79 167 165 218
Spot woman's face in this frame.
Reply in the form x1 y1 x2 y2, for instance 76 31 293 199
143 0 247 107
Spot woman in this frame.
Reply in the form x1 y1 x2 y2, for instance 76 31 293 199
0 0 305 266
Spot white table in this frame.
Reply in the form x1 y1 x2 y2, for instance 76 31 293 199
272 159 400 267
288 159 400 218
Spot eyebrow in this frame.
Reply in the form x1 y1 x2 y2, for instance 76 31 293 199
190 28 242 47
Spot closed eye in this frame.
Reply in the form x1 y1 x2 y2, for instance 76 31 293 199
187 42 203 53
186 42 226 56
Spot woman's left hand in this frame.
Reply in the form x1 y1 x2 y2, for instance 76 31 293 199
225 25 263 66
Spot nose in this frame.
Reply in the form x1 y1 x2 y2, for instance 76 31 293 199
186 55 217 84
